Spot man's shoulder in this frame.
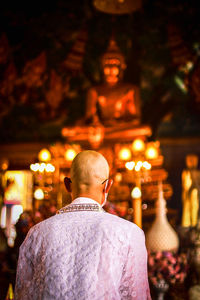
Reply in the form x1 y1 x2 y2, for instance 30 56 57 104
27 214 59 234
102 212 143 234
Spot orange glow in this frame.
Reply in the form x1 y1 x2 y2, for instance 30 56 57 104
119 148 132 161
104 66 119 75
104 58 121 66
38 148 51 162
132 139 145 152
0 159 9 170
111 66 119 75
88 126 104 149
115 172 122 182
104 65 120 85
98 96 106 106
145 146 158 160
65 149 76 161
104 67 110 75
3 171 32 209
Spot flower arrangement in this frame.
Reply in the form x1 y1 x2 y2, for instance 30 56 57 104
148 251 188 285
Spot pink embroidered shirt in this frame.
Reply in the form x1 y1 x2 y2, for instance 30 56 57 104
15 197 151 300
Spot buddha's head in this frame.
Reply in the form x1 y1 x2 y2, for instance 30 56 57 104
186 154 199 169
101 38 126 85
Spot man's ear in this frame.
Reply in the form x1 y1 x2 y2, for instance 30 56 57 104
104 179 113 193
64 177 72 193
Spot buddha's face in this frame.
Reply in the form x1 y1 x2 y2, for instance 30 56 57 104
103 58 122 85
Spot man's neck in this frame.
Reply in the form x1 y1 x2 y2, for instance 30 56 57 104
72 192 102 205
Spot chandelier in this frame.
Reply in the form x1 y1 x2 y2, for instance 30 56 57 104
93 0 142 15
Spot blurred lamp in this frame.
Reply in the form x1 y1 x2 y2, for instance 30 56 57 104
131 187 141 199
142 161 151 170
38 163 46 173
30 162 55 173
65 149 77 161
34 188 44 200
135 161 143 172
38 148 51 162
0 158 9 171
132 139 145 152
125 161 135 171
145 145 158 160
119 148 132 160
46 163 55 172
93 0 141 14
115 172 122 182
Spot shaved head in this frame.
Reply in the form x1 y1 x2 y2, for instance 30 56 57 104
70 151 109 191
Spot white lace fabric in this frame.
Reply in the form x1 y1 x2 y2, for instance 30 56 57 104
15 197 151 300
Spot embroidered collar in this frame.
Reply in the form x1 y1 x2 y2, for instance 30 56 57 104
57 197 104 214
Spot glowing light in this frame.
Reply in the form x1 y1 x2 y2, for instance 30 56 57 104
34 188 44 200
119 148 132 161
115 172 122 182
142 161 151 170
145 146 158 160
30 164 36 171
125 161 135 170
131 187 141 199
0 205 6 228
186 61 193 71
104 67 110 75
142 203 148 210
30 162 55 173
0 158 9 171
88 126 104 149
135 161 143 172
34 163 40 171
39 164 45 173
11 205 23 224
111 66 119 75
8 237 15 247
174 76 188 94
132 139 145 152
65 149 77 161
46 163 55 172
38 148 51 162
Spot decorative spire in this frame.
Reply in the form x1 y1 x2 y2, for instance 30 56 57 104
102 38 126 69
146 181 179 252
156 181 167 217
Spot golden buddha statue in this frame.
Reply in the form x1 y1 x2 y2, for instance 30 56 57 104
182 154 200 227
85 38 141 127
62 38 151 148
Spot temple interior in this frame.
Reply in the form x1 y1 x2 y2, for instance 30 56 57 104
0 0 200 299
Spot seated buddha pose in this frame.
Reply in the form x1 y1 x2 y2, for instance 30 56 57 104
181 154 200 227
85 38 141 127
